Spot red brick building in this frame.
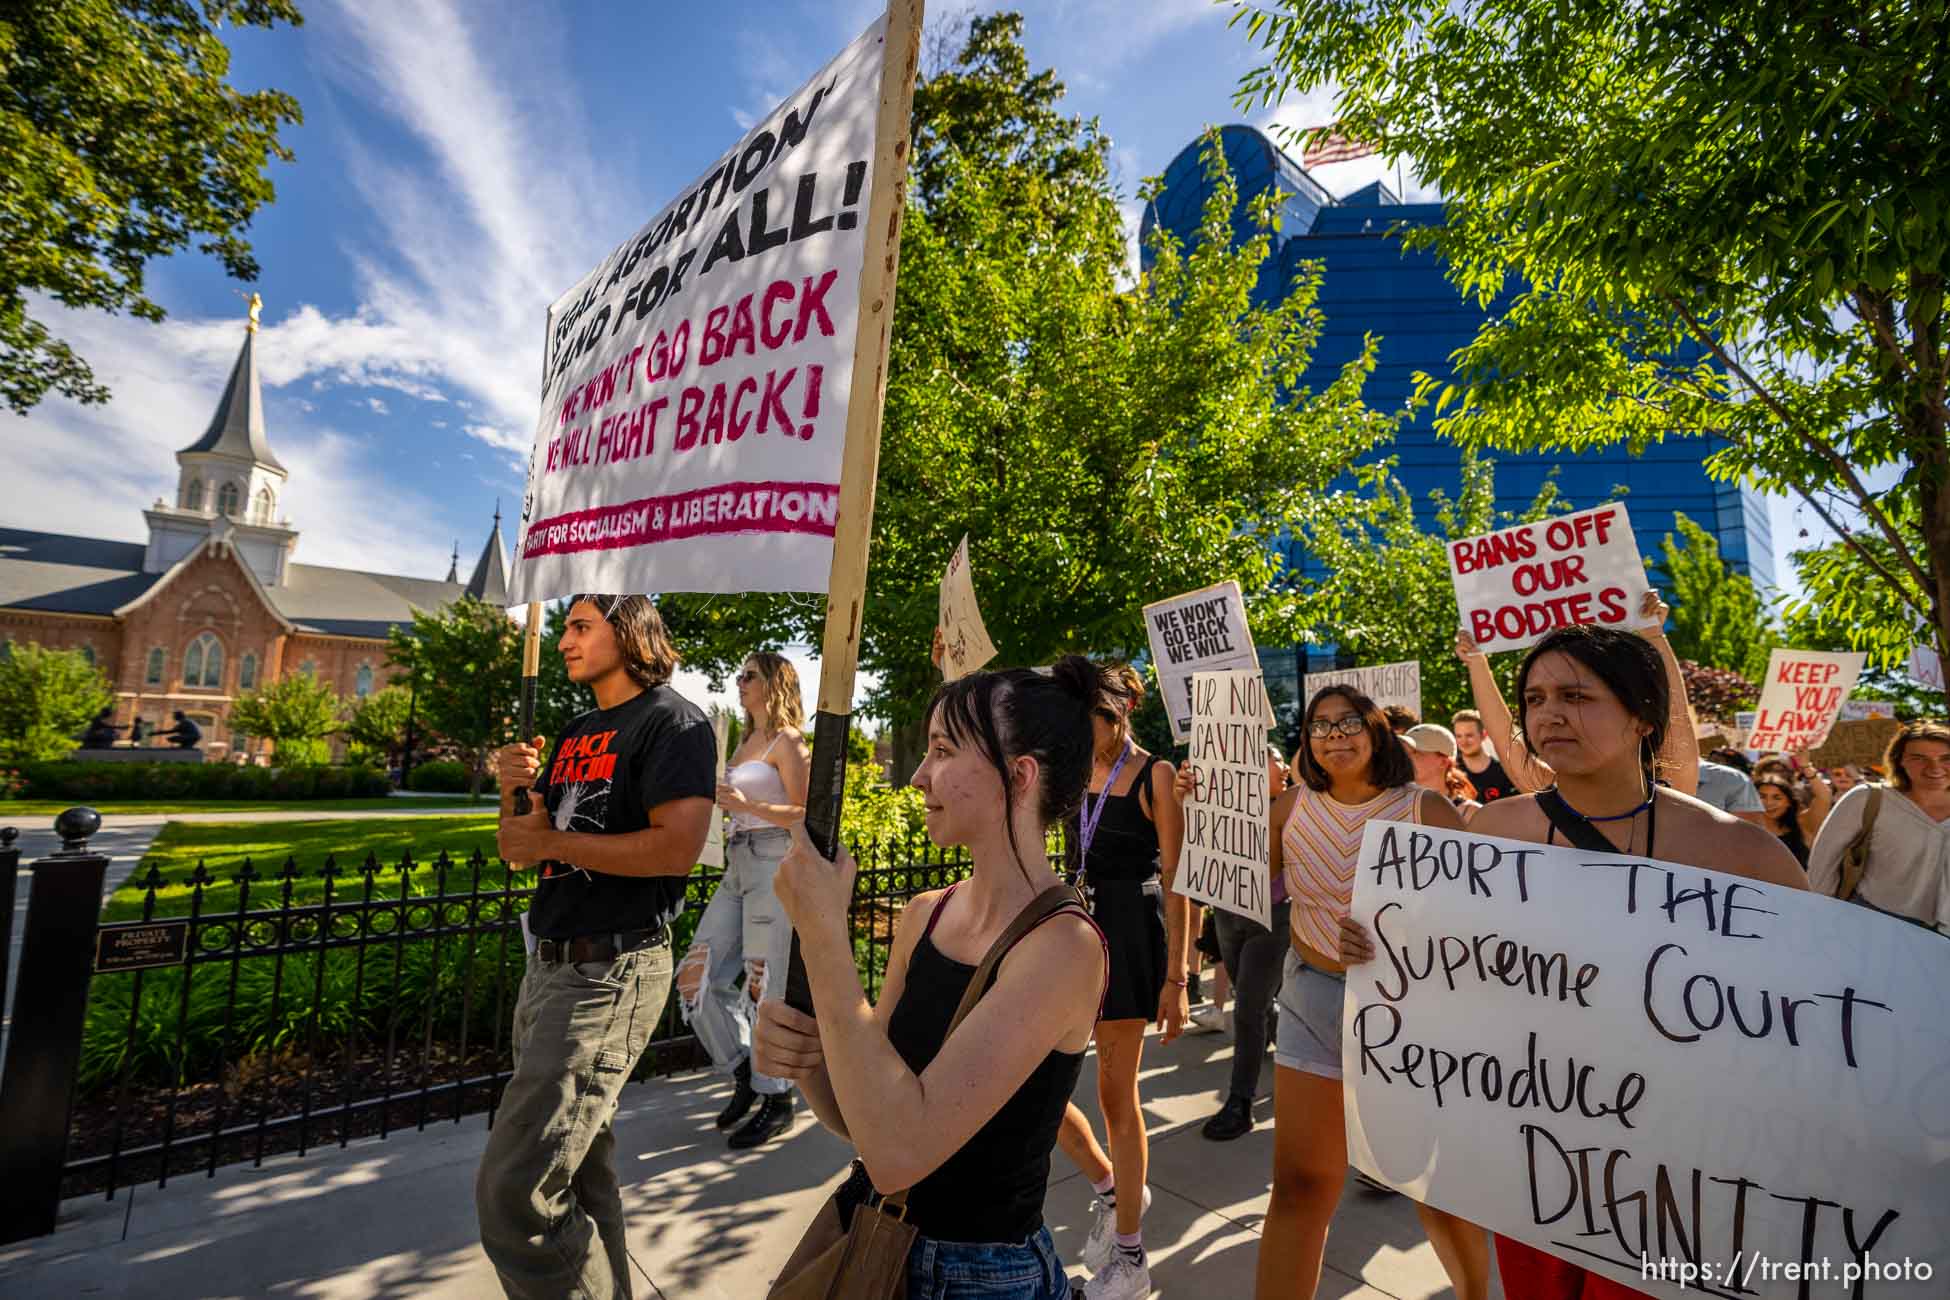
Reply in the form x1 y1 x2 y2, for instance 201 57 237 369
0 315 507 759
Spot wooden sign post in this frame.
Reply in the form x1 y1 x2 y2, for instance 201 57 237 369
783 0 925 1015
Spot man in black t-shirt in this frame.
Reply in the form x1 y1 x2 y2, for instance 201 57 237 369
1451 708 1515 802
476 594 713 1300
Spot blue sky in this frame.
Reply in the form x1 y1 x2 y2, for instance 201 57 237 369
8 1 1827 712
7 2 1414 579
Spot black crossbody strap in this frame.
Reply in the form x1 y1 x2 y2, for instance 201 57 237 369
1538 788 1621 854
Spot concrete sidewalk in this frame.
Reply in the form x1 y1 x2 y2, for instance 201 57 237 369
0 1024 1487 1299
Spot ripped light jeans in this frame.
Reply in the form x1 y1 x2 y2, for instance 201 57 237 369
678 826 794 1096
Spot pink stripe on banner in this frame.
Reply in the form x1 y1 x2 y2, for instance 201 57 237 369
521 480 841 558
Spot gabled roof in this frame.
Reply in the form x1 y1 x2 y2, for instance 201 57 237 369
178 329 284 471
0 529 158 614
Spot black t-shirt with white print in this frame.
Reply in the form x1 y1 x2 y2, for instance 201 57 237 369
526 683 716 940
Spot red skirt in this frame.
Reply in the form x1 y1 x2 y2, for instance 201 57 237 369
1495 1235 1658 1300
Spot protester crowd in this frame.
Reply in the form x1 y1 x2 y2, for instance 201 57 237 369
476 591 1947 1300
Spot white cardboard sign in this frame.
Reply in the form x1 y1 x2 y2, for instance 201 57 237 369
509 17 888 602
1748 649 1866 753
937 535 998 682
1304 660 1422 717
1345 820 1950 1297
1911 645 1944 693
1175 670 1271 928
698 712 730 870
1144 581 1263 744
1449 504 1655 654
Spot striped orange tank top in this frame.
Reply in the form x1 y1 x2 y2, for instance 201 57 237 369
1282 783 1422 957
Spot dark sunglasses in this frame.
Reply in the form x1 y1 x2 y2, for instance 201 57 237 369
736 669 761 685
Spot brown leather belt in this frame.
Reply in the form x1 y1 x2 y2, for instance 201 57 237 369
534 924 667 965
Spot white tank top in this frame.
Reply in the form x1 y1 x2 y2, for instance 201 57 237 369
727 733 790 831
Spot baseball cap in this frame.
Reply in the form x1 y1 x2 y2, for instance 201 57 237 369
1400 724 1458 759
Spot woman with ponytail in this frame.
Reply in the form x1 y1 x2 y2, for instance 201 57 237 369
753 657 1109 1299
1342 625 1806 1300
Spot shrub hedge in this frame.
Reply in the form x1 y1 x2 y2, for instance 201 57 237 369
21 761 392 802
403 760 488 793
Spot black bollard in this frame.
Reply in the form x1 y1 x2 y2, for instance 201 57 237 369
0 808 110 1243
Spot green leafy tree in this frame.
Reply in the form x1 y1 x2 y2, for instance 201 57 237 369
663 15 1399 767
1659 514 1780 683
229 672 341 766
1235 0 1950 679
1 0 304 413
0 643 114 761
1284 454 1570 727
530 600 595 738
342 685 412 767
385 597 520 796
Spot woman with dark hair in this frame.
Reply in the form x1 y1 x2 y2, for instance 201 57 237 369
1808 720 1950 931
753 658 1109 1299
1050 661 1185 1300
675 650 810 1149
1185 685 1488 1300
1344 625 1806 1300
1754 773 1817 868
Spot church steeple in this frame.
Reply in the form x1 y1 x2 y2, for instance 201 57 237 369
178 307 283 472
464 504 509 604
445 541 460 583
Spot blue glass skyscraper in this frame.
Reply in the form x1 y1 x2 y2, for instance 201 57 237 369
1140 125 1774 700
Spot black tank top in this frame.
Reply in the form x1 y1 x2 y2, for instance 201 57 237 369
1778 822 1810 869
1079 753 1162 883
884 887 1091 1243
1467 754 1516 802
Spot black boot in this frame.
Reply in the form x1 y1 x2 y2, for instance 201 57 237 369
715 1058 759 1131
728 1090 795 1149
1201 1093 1254 1142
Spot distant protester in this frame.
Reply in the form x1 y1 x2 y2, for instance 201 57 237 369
1807 721 1950 932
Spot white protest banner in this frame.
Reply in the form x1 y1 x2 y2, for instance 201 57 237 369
1176 670 1270 928
937 535 998 682
1912 644 1944 692
1304 660 1421 717
509 17 889 602
1143 581 1262 744
1838 699 1897 723
1748 648 1866 753
1344 821 1950 1297
1449 503 1655 655
698 712 730 870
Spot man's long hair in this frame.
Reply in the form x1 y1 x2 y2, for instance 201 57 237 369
570 594 680 691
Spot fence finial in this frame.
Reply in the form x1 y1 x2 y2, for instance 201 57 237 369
55 807 101 854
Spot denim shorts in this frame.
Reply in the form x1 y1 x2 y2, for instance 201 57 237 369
905 1224 1069 1299
1274 946 1346 1079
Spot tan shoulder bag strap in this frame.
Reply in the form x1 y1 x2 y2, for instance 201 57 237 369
879 883 1083 1213
1838 788 1884 900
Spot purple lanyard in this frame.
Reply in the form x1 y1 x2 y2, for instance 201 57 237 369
1079 743 1133 865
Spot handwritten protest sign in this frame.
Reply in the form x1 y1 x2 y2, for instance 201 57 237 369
1839 700 1897 722
1811 718 1902 770
508 17 889 602
698 712 730 870
1912 645 1944 693
1344 821 1950 1297
1448 504 1654 654
937 535 998 682
1304 660 1421 717
1144 581 1263 743
1176 670 1270 928
1748 649 1866 753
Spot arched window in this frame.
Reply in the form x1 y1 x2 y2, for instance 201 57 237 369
354 663 374 698
78 644 95 666
253 485 276 523
239 652 257 690
145 647 165 685
217 482 240 516
184 632 223 689
183 478 205 511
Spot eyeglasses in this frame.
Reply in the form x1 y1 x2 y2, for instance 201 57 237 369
736 670 760 685
1306 716 1367 739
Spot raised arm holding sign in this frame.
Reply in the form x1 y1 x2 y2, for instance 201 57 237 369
1747 648 1866 753
1142 580 1264 743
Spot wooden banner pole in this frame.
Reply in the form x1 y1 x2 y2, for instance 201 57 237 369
514 604 543 815
784 0 925 1015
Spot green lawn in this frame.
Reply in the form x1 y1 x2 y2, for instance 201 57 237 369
2 796 491 818
103 816 509 921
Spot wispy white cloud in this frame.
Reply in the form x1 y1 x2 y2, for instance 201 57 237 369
364 396 390 415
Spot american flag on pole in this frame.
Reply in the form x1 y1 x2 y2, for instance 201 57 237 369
1302 123 1377 167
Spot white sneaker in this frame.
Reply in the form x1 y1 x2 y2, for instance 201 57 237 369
1082 1248 1152 1299
1187 1004 1229 1035
1080 1185 1151 1276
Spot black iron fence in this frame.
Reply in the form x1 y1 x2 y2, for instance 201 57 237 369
0 809 1026 1242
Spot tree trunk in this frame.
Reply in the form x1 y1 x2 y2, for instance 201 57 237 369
889 715 927 787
